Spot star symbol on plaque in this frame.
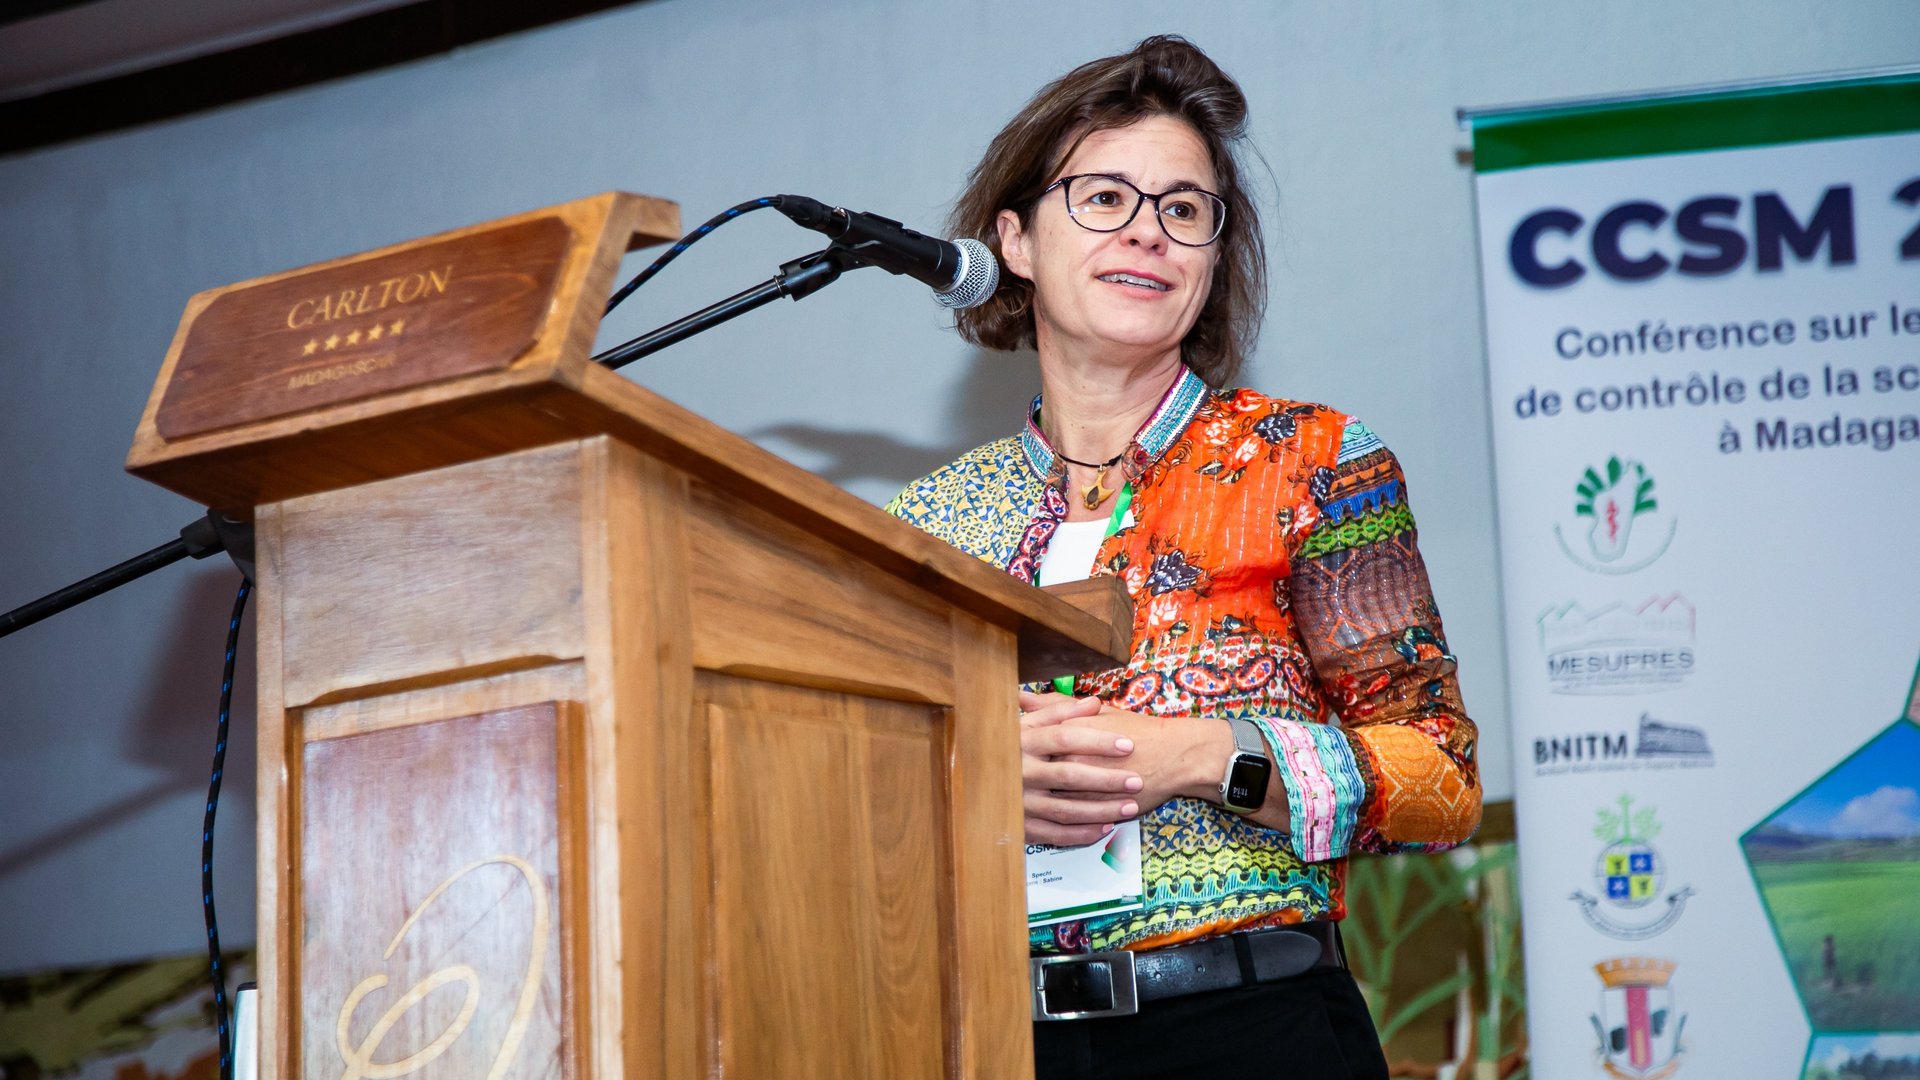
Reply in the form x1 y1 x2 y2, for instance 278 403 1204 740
324 334 341 351
345 329 362 346
302 339 318 355
365 323 384 341
389 319 405 336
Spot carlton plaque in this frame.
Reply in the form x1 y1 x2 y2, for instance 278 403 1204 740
154 216 571 440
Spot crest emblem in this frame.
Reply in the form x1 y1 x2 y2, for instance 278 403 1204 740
1590 957 1687 1079
1571 794 1693 939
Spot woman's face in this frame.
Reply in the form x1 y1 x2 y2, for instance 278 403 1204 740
998 115 1221 368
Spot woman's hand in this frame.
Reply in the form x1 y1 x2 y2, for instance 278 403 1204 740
1057 705 1296 833
1055 704 1227 816
1018 690 1143 846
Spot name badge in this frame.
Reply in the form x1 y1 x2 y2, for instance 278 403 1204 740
1026 821 1144 928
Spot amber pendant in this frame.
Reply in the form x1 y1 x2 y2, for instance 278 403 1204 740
1081 471 1114 510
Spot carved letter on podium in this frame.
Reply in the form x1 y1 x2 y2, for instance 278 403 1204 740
301 703 582 1079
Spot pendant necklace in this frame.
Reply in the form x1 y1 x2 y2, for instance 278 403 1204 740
1056 447 1128 510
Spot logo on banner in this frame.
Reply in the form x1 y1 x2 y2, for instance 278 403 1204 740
1590 957 1687 1079
1534 713 1714 776
1554 456 1676 574
1571 795 1694 939
1538 595 1697 695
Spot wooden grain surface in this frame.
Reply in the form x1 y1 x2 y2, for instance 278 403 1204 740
685 477 958 703
299 702 581 1080
701 674 949 1080
578 441 700 1080
252 532 293 1080
256 444 611 1079
157 216 569 439
273 442 585 709
301 663 588 744
1032 577 1137 681
943 614 1033 1078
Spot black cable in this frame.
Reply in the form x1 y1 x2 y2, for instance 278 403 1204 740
603 197 776 315
203 577 250 1080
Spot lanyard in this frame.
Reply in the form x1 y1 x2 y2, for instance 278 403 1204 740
1052 482 1133 695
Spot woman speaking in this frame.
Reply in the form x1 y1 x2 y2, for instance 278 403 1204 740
887 36 1482 1080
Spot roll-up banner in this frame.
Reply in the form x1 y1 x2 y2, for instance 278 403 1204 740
1468 73 1920 1079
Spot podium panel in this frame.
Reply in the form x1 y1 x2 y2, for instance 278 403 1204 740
130 193 1128 1080
254 435 1069 1078
703 676 947 1077
300 703 582 1079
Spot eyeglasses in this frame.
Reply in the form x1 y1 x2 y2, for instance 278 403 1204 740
1040 173 1227 247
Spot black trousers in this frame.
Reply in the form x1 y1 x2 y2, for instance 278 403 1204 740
1032 968 1390 1080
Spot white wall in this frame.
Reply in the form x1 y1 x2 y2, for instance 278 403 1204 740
2 0 1914 974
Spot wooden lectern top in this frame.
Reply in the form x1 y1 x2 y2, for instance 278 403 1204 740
125 191 1130 680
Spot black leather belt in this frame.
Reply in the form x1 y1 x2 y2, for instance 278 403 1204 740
1030 921 1345 1021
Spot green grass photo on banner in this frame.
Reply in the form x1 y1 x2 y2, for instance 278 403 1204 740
1743 719 1920 1032
1802 1033 1920 1080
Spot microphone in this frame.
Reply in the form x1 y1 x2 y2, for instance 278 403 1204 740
771 195 998 309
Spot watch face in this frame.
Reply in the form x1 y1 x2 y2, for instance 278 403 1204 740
1226 756 1272 811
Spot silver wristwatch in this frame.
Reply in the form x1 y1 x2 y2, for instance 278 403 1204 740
1219 718 1272 814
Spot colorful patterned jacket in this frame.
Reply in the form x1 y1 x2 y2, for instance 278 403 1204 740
886 366 1482 953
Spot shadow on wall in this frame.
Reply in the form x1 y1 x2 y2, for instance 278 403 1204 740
752 346 1039 492
0 565 256 887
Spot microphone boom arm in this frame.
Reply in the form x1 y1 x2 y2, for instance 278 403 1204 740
1 510 254 641
594 246 863 372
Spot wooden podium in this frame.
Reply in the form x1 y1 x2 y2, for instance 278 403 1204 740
125 193 1131 1079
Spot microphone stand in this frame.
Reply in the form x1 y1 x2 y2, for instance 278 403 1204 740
595 245 862 371
1 510 254 640
4 245 855 640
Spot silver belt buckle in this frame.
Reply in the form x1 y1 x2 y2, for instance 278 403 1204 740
1030 950 1139 1021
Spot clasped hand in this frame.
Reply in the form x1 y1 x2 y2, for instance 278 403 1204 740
1019 690 1213 846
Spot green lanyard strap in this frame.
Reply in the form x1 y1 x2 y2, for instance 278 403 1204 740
1051 482 1133 696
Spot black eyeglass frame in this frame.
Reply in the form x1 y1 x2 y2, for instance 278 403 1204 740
1038 173 1228 248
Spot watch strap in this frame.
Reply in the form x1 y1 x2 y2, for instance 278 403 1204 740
1228 717 1265 756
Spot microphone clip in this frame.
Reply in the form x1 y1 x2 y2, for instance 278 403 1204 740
777 246 865 303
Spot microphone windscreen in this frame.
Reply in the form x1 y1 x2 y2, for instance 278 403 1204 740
934 238 999 310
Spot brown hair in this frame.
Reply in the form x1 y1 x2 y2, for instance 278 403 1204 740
949 36 1265 387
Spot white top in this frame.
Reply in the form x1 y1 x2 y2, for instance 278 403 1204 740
1036 509 1134 587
